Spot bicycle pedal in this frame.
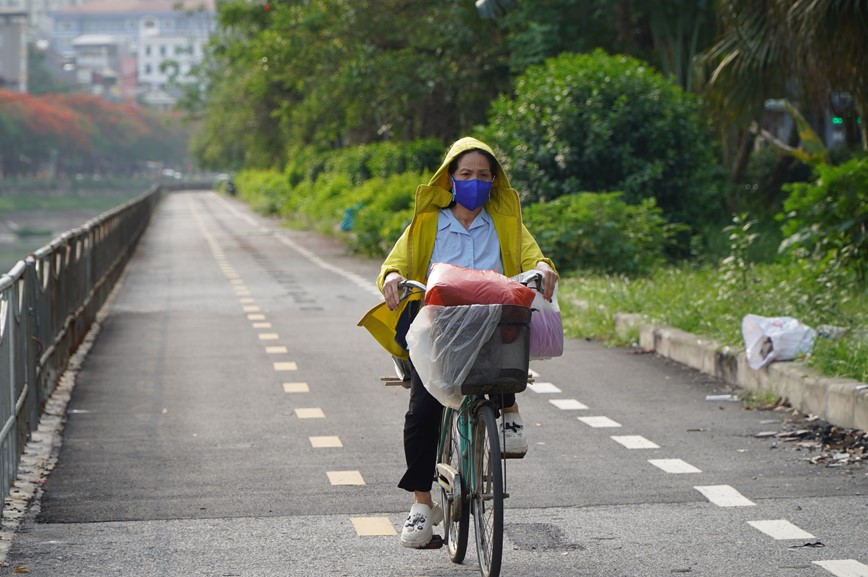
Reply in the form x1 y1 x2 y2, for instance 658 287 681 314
421 535 444 549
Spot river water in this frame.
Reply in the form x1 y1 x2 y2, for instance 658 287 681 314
0 201 137 275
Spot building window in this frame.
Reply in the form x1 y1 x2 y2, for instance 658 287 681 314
144 64 151 75
160 45 166 56
145 45 151 56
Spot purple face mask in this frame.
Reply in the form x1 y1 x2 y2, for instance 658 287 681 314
451 177 493 211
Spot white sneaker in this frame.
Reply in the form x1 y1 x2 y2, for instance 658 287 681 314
502 413 528 457
400 502 443 548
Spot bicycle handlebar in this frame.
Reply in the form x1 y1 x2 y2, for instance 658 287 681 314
397 270 545 301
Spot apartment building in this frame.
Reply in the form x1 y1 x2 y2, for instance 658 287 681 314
49 0 215 104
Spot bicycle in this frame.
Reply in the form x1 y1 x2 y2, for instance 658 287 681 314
394 271 541 577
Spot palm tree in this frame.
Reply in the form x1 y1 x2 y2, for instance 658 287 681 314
698 0 868 186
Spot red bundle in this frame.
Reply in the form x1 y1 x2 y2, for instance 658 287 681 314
424 263 535 307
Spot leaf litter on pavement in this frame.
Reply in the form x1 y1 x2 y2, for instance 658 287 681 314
748 399 866 467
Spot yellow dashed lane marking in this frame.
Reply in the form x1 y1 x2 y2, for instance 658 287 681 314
258 333 279 340
327 471 365 485
351 517 396 536
274 361 297 371
296 408 324 419
247 314 266 320
243 306 261 313
266 346 288 354
283 382 309 393
310 436 342 448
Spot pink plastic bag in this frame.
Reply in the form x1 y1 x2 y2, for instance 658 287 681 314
530 289 563 360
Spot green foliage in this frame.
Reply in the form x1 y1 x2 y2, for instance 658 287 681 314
189 0 508 169
345 173 426 257
484 50 722 225
716 212 759 299
234 169 290 215
779 157 868 283
522 192 676 276
235 140 436 252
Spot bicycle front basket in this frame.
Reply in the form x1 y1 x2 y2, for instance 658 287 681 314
461 304 532 395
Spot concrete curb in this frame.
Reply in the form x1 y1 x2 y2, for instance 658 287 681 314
614 313 868 431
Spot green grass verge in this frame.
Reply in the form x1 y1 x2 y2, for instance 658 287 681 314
558 263 867 383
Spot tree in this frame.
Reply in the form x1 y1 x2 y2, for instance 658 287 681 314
484 50 721 226
186 0 510 169
697 0 868 191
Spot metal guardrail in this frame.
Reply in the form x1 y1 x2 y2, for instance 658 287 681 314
0 184 163 500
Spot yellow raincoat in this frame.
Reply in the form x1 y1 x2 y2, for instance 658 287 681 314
358 136 557 359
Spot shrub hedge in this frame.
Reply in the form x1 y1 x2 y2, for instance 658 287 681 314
522 192 677 275
482 49 723 226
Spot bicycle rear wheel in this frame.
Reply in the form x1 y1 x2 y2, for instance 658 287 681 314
440 409 469 563
471 404 504 577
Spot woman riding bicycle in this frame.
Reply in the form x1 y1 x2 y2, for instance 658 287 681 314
364 136 557 548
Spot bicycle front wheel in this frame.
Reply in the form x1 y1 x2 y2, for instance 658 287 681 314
471 404 504 577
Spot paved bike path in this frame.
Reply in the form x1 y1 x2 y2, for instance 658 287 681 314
1 191 865 577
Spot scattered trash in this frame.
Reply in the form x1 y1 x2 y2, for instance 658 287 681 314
817 325 849 340
742 314 817 370
753 415 866 467
788 541 825 550
706 394 740 402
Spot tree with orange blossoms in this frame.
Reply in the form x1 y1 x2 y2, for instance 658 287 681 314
0 89 93 176
43 94 152 173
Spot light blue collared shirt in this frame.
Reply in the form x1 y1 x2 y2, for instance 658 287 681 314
429 207 503 274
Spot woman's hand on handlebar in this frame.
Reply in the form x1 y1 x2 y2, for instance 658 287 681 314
534 263 558 301
383 272 406 311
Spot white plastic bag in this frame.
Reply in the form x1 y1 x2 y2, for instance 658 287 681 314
406 304 502 409
742 314 817 370
529 287 563 360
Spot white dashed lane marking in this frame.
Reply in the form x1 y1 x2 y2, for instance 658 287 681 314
648 459 701 474
274 362 298 371
266 346 288 354
310 436 342 448
528 382 562 393
327 471 365 485
694 485 755 507
351 517 396 536
258 333 279 340
295 408 325 419
747 520 815 540
247 313 266 320
814 560 868 577
243 305 261 313
578 416 622 428
283 382 309 393
611 435 660 449
549 399 588 410
253 322 272 329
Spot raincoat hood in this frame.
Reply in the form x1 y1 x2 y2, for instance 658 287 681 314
416 136 518 217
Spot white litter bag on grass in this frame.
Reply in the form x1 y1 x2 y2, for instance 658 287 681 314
742 314 817 370
407 304 502 409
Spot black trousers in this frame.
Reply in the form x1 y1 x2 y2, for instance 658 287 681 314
398 365 515 493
